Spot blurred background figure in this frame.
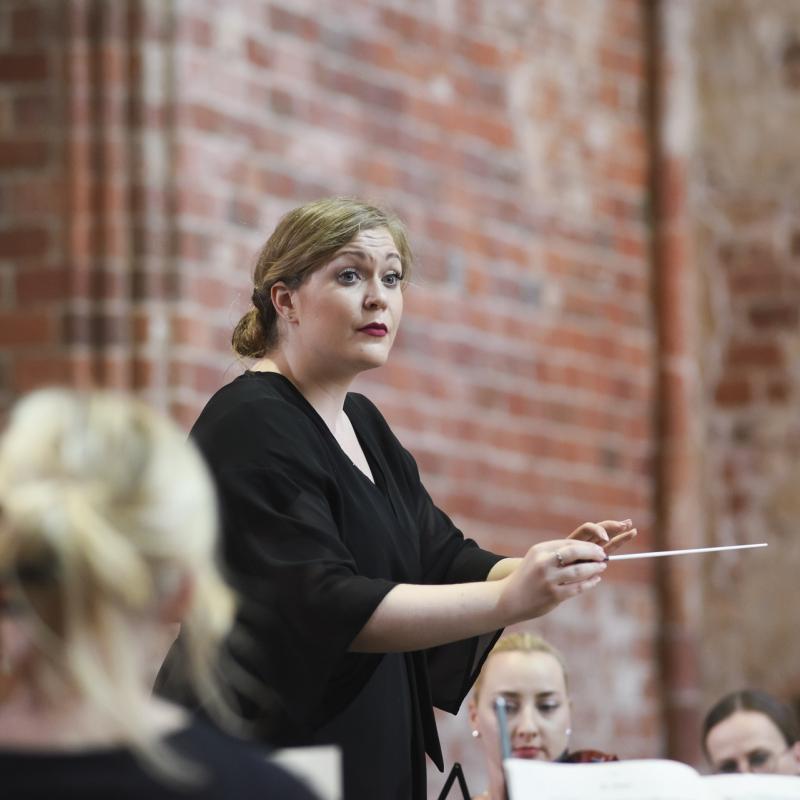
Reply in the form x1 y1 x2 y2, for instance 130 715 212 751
702 689 800 776
467 633 616 800
0 389 317 799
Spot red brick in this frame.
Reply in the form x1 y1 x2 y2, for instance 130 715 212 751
0 53 49 82
12 94 54 128
0 139 49 168
0 310 55 346
0 227 49 258
268 5 319 41
15 266 70 303
245 37 272 69
11 6 46 41
11 353 72 392
726 341 784 368
715 378 752 406
749 303 799 330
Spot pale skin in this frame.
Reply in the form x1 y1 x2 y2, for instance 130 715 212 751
251 226 637 654
705 710 800 775
469 650 572 800
0 577 192 748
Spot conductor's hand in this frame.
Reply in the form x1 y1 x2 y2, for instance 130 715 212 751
568 518 638 556
497 538 608 624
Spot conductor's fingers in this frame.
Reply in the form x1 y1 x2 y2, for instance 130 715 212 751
567 522 610 544
554 572 604 597
553 559 607 586
604 527 638 555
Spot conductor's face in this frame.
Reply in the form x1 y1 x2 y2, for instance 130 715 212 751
706 710 800 775
286 227 404 377
470 650 572 780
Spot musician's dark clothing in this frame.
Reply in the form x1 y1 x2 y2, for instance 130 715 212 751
157 371 504 800
0 717 318 799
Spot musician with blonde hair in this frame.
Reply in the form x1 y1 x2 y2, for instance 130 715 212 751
0 389 316 798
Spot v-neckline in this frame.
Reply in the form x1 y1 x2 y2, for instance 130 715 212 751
245 370 387 491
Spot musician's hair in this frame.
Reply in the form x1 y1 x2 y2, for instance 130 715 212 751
0 389 237 776
702 689 800 758
472 632 569 700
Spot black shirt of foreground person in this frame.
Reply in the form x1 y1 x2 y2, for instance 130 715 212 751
157 372 504 800
0 717 317 799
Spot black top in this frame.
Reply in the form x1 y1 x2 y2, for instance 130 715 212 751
0 717 318 799
157 372 504 800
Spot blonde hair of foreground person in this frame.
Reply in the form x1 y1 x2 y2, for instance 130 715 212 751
0 389 237 778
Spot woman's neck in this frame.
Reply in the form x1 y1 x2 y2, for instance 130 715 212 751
0 680 187 749
250 356 353 433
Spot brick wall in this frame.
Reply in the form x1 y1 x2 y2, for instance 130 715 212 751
0 0 660 791
5 0 797 796
161 3 661 791
689 0 800 717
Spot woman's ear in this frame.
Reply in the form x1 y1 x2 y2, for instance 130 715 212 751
270 281 298 323
158 572 194 624
468 695 479 733
790 741 800 773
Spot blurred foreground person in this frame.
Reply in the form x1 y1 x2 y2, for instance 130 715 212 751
0 389 317 799
703 689 800 776
468 633 617 800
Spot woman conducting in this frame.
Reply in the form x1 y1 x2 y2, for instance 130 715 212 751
0 389 316 799
157 197 636 799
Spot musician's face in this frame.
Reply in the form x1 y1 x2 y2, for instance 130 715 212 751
706 710 800 775
469 650 572 790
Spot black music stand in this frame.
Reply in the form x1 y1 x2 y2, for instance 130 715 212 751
436 762 470 800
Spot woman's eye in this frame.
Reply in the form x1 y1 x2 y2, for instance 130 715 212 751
383 271 402 287
538 702 560 714
749 750 771 767
338 269 360 284
718 761 738 773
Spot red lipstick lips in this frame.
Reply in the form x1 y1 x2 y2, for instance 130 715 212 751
358 323 388 337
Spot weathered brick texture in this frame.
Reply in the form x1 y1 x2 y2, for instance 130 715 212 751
1 0 797 796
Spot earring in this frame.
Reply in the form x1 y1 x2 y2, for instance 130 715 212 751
565 727 572 738
472 729 480 738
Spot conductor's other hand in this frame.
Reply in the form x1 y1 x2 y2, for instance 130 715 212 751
497 538 608 624
568 518 638 556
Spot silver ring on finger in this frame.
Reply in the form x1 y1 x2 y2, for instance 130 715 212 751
555 551 564 568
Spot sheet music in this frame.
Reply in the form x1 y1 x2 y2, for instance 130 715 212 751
505 759 701 800
270 744 341 800
503 758 800 800
702 773 800 799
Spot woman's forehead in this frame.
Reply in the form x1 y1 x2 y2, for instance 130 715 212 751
483 650 566 689
337 227 398 253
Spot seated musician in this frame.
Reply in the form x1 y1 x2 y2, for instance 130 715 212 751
467 632 616 800
702 688 800 775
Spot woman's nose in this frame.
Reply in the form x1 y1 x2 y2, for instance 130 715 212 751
364 279 388 309
514 704 539 738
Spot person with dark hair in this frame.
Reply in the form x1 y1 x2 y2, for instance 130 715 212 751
702 689 800 775
0 389 317 799
156 196 637 800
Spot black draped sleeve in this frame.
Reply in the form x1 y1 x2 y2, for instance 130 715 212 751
188 392 397 740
